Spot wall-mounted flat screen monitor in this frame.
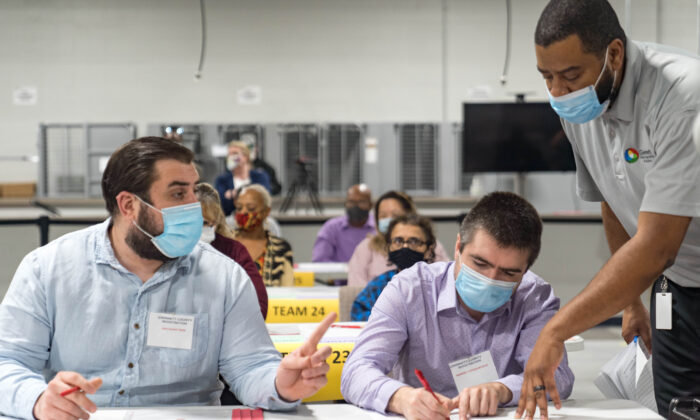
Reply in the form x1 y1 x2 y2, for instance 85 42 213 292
462 102 576 173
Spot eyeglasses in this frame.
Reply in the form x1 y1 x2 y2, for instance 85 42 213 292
390 236 426 250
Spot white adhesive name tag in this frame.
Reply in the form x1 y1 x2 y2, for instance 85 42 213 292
449 350 499 391
655 293 672 330
147 313 195 350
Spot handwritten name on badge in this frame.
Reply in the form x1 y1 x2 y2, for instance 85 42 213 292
147 313 195 350
449 350 499 391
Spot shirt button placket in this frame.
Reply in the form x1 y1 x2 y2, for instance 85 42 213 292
118 294 146 406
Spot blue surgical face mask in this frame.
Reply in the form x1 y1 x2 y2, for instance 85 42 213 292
133 196 203 258
547 47 616 124
378 217 393 234
455 262 517 313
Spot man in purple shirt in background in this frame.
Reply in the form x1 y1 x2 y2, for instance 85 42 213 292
311 184 375 262
341 192 574 420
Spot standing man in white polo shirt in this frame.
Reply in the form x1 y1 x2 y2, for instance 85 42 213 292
515 1 700 419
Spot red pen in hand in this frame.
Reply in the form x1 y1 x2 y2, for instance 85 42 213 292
415 369 450 420
414 369 441 402
60 386 81 397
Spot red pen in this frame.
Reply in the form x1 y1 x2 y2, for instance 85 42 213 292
415 369 450 420
330 324 362 329
414 369 441 402
60 386 81 397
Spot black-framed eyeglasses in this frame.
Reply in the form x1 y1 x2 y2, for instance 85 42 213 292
390 236 426 250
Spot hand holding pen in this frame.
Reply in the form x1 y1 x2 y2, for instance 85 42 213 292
33 371 102 420
387 369 454 420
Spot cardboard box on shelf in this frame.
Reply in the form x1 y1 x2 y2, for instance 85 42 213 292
0 182 36 198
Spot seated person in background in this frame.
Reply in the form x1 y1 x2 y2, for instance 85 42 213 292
347 190 449 286
351 214 436 321
311 184 375 263
195 182 268 319
215 140 271 216
233 185 294 287
341 192 574 420
0 137 335 420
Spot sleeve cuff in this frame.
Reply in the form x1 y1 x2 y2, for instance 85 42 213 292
266 376 301 411
495 374 522 407
576 188 604 202
19 380 48 420
375 379 408 414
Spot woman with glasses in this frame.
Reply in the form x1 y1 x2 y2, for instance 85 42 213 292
347 190 449 287
351 214 436 321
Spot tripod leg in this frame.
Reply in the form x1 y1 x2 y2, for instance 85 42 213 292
280 182 297 213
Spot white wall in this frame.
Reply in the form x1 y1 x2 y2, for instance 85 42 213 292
0 0 698 183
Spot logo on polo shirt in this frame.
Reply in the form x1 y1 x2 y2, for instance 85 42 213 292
624 148 639 163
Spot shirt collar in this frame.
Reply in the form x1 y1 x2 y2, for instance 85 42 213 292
436 261 513 318
606 41 642 123
94 218 192 276
436 262 458 313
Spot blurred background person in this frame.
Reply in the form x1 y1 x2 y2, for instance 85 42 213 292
215 141 271 216
241 133 282 196
348 190 449 286
195 182 268 319
233 185 294 287
351 214 436 321
312 184 374 263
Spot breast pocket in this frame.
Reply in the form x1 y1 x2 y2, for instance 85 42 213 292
144 313 209 367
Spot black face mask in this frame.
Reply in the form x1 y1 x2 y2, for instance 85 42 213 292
388 248 425 271
346 205 369 224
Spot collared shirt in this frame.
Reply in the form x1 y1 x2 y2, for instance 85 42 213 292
0 219 297 420
311 215 375 263
350 270 398 321
562 41 700 287
340 261 574 414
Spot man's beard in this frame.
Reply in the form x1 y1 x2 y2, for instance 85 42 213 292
125 207 175 263
595 66 618 106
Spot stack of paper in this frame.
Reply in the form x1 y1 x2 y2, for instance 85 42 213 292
594 337 657 412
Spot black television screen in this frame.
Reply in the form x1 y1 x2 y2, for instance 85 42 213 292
462 102 576 173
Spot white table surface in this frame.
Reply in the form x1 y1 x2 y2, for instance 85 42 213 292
0 400 659 420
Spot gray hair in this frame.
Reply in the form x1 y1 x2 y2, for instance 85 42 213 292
240 184 272 209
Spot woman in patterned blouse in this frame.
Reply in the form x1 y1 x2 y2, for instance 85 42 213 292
233 184 294 287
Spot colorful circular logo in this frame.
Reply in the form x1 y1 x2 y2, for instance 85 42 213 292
624 148 639 163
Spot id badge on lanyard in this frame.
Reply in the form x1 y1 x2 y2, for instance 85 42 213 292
655 276 672 330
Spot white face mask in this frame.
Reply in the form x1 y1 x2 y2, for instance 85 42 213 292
200 225 216 243
226 156 239 171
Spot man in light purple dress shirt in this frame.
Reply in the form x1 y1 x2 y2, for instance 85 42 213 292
312 184 375 262
341 192 574 420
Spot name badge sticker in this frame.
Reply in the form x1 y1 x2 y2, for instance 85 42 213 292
449 350 499 391
147 313 195 350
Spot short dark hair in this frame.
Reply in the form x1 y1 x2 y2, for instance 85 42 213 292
459 192 542 267
101 137 194 216
535 0 626 57
384 214 437 263
373 190 417 226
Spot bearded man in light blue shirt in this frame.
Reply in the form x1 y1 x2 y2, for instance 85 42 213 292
0 137 335 420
